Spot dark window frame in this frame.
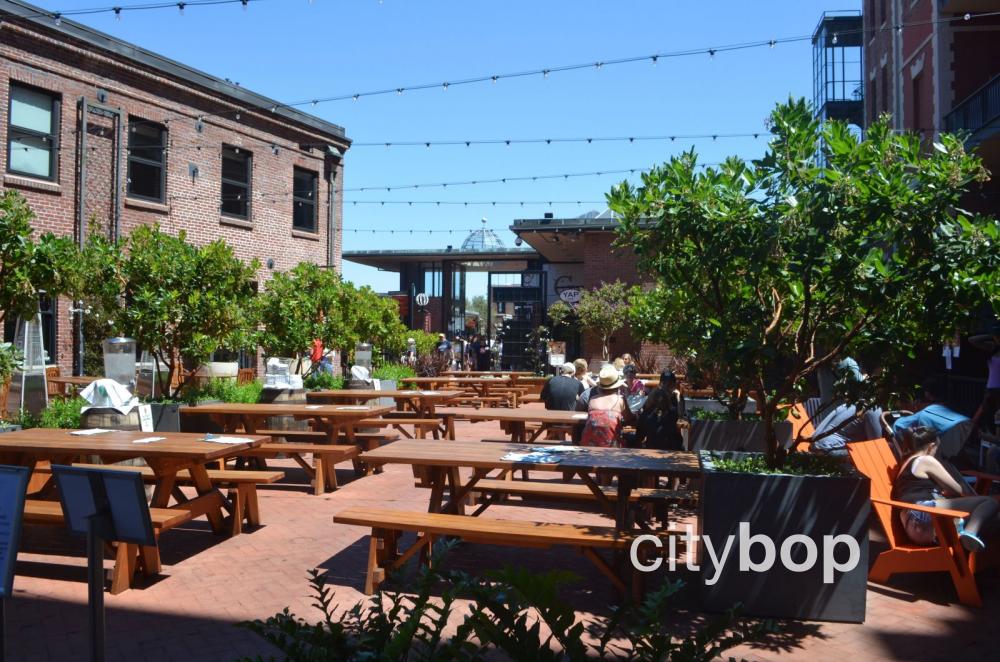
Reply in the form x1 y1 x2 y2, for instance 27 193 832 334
292 166 318 233
126 117 167 203
220 144 253 220
6 82 61 181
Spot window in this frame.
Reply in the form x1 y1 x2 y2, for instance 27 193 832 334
292 167 318 232
221 145 252 219
7 83 60 180
127 118 166 202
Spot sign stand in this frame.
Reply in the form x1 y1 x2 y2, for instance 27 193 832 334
50 465 156 662
0 465 30 662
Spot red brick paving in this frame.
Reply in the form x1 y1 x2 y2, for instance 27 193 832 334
5 410 997 660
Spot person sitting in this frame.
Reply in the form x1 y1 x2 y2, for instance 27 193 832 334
969 323 1000 437
580 365 633 448
621 364 646 397
808 403 883 457
541 363 585 411
574 358 596 390
892 426 998 552
621 353 635 367
635 370 687 450
612 357 626 375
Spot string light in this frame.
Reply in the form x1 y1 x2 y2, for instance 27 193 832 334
177 2 185 16
62 9 1000 132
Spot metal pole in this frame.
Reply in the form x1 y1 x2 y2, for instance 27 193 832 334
86 516 105 662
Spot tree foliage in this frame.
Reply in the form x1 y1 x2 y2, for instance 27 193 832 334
0 190 77 324
257 262 408 374
73 224 260 398
610 98 999 465
574 280 633 361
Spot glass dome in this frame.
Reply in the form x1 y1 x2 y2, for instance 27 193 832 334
461 219 505 251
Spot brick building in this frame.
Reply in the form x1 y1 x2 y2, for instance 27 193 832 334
862 0 1000 208
859 0 1000 414
1 0 350 374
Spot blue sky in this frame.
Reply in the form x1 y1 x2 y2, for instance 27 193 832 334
46 0 858 294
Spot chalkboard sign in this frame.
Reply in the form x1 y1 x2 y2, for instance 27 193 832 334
51 466 156 547
0 465 30 598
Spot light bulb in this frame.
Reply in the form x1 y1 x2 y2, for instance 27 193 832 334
178 3 185 16
114 7 121 20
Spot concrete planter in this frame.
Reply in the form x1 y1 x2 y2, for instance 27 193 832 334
687 420 792 452
149 402 181 432
179 399 225 433
698 451 870 622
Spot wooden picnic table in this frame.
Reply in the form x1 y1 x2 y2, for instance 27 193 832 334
434 406 588 443
179 402 394 447
361 439 699 531
0 428 265 534
305 389 464 417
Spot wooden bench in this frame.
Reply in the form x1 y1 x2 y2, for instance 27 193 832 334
333 506 641 595
237 442 359 495
68 464 282 536
23 499 192 594
256 428 400 445
357 418 442 440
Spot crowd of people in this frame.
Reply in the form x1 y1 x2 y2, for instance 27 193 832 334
540 354 688 451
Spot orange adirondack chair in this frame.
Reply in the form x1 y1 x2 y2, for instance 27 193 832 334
848 438 999 607
788 402 815 453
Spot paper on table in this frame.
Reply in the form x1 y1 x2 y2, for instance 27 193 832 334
418 391 440 395
133 436 166 444
304 405 323 410
202 435 254 444
70 428 113 436
335 406 370 411
571 413 587 420
530 446 585 453
501 451 562 464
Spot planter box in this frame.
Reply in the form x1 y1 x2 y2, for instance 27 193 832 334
687 420 792 452
0 424 22 434
149 402 181 432
179 400 225 434
698 451 870 622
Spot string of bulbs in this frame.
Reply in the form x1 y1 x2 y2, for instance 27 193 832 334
167 164 729 201
20 4 997 134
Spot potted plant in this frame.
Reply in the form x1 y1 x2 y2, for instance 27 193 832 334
610 99 999 621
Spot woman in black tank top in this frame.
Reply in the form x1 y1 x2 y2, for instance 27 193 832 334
892 427 999 553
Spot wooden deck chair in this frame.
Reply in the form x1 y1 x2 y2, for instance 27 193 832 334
237 368 255 385
45 365 61 398
847 438 1000 607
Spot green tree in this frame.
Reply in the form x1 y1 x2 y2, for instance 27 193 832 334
0 190 77 325
610 98 999 466
574 280 632 361
257 263 407 375
466 294 489 326
74 224 259 398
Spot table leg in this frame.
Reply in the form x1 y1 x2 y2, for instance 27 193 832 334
426 467 446 513
187 464 228 534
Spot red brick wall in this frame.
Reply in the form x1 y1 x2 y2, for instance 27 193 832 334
0 18 348 375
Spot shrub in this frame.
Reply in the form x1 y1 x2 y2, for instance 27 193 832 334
239 543 770 661
372 363 415 382
13 396 87 429
0 342 21 384
180 378 262 405
302 373 345 392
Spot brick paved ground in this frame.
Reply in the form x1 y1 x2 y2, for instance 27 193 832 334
6 410 997 661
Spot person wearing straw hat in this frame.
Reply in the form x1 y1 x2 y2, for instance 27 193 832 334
580 364 633 448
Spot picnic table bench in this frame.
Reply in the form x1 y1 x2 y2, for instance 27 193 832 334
434 407 588 443
23 499 192 594
233 440 360 494
306 389 464 417
334 506 641 595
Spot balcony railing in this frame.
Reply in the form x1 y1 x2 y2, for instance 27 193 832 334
945 73 1000 137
